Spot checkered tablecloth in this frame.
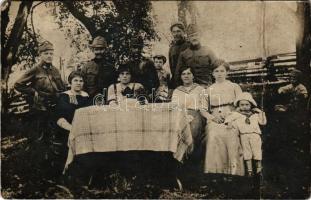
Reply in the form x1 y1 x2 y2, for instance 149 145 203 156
64 103 193 170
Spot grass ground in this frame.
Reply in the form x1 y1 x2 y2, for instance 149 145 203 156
1 112 310 199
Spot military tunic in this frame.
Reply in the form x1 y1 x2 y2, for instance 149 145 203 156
81 58 117 99
14 61 65 153
176 44 217 87
168 39 190 88
14 62 65 111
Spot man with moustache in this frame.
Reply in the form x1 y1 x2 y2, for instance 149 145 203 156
81 36 117 101
168 22 190 89
175 24 218 87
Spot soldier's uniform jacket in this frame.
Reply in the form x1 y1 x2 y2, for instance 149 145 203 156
168 38 190 88
80 58 117 99
14 61 65 111
176 44 217 86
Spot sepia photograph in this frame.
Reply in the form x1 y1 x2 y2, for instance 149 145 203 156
1 0 310 199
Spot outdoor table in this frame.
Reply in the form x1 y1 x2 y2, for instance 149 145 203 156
64 103 193 171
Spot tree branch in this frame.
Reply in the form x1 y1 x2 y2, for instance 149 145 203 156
111 0 130 17
28 2 45 46
62 1 97 38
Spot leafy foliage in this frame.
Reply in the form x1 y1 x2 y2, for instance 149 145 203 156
16 26 39 69
53 0 159 65
3 1 159 72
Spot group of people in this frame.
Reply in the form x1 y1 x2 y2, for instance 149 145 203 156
13 22 309 184
171 61 267 177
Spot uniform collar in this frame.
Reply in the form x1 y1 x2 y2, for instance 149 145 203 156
172 38 187 46
189 43 201 50
42 63 52 70
93 56 113 65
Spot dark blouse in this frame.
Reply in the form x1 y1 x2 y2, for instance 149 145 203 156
55 91 91 124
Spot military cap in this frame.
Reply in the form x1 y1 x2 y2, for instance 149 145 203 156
38 41 54 53
153 54 167 64
90 36 107 48
170 21 185 32
187 23 200 36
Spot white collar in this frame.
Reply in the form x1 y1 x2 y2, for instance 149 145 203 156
63 90 89 97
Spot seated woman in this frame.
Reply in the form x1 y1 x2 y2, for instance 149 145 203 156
56 71 90 132
107 64 147 106
54 71 90 176
200 59 245 175
171 66 206 161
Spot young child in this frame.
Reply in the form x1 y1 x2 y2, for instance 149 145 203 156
225 92 267 177
153 54 172 102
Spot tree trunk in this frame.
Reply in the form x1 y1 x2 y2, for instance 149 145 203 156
178 1 187 27
2 1 33 80
296 1 311 90
177 1 198 29
1 1 33 115
1 0 11 52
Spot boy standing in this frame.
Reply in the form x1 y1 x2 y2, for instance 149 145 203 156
153 54 172 102
226 92 267 177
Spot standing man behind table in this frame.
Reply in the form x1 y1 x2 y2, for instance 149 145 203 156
168 22 190 89
80 36 117 102
127 37 159 100
176 24 218 88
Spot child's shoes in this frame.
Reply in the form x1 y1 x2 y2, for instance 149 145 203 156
247 170 253 177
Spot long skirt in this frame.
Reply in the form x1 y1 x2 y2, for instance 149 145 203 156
186 109 205 161
204 121 245 176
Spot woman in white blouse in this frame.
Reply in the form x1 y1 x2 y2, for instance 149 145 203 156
200 60 245 176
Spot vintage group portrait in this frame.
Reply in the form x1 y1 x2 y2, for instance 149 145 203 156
1 0 310 199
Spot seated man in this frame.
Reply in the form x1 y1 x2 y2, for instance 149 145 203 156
275 69 308 113
153 54 172 102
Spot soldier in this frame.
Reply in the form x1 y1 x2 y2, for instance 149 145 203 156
81 36 117 101
14 41 65 177
175 24 218 87
168 22 190 89
15 41 65 140
127 37 159 98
